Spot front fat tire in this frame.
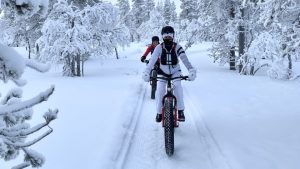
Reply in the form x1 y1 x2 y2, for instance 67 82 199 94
164 98 174 156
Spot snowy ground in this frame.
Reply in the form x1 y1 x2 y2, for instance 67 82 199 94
1 42 300 169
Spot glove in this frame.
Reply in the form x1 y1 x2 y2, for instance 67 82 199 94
141 56 146 63
188 68 197 81
142 71 150 82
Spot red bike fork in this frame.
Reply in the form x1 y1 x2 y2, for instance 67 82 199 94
162 107 165 127
174 107 178 127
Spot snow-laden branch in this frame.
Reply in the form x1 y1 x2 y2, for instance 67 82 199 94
0 43 25 80
12 79 27 87
25 59 51 73
23 148 45 168
0 109 58 137
0 86 55 115
12 162 31 169
4 126 53 148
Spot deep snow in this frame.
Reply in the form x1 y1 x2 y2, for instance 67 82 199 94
1 42 300 169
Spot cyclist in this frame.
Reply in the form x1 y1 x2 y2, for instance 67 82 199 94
140 36 160 65
142 26 197 122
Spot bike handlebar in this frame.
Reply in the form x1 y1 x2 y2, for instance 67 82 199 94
151 75 189 81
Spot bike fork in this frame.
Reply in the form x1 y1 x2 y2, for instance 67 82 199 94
174 107 179 127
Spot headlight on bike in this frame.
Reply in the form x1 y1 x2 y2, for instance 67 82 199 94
167 87 172 92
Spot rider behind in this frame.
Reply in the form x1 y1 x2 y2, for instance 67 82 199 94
142 26 197 122
140 36 160 64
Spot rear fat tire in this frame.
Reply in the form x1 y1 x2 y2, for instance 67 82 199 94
150 70 157 99
164 98 174 156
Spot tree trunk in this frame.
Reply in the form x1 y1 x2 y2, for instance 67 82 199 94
229 47 236 70
115 47 119 59
288 54 292 79
36 44 39 55
229 3 236 70
71 58 75 76
26 37 31 59
131 34 134 42
76 55 81 76
28 43 31 59
238 7 246 74
81 59 84 77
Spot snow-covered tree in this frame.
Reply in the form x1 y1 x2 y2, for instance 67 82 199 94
131 0 147 41
0 1 58 167
246 0 300 79
137 8 165 40
156 0 164 15
82 3 130 58
179 0 199 21
0 10 16 45
145 0 155 21
0 44 57 169
116 0 132 41
187 0 300 79
69 0 101 9
38 1 130 76
163 0 172 24
1 0 49 17
170 1 177 22
37 0 89 77
117 0 130 18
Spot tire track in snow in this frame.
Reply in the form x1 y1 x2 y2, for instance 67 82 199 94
120 86 165 169
113 83 147 169
184 86 234 169
117 84 233 169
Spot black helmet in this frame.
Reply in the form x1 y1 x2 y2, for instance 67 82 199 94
161 26 175 35
152 36 159 42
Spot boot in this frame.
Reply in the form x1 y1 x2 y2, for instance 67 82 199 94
156 113 162 123
178 110 185 122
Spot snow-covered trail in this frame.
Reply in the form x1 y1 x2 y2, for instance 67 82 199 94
1 43 300 169
115 83 233 169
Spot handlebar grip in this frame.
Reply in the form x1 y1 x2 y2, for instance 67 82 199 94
182 76 189 80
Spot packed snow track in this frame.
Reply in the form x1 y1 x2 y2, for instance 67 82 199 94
113 84 233 169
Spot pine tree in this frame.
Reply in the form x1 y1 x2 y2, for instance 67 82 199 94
179 0 199 21
145 0 155 21
0 1 58 168
117 0 130 18
170 1 177 22
116 0 133 41
163 0 172 24
0 0 48 58
82 3 130 58
68 0 102 9
131 0 146 41
1 0 49 17
156 0 164 15
137 8 165 40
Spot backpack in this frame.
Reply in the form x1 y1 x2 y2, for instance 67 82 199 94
160 42 178 65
